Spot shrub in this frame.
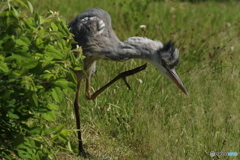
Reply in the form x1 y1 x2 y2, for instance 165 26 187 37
0 0 82 159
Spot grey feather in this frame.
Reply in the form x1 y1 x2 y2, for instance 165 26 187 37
69 8 120 54
158 41 179 69
69 8 181 80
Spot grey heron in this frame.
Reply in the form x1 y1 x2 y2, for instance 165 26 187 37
69 8 188 156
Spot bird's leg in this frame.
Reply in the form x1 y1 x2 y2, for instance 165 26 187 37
85 76 92 99
85 63 147 100
74 79 87 157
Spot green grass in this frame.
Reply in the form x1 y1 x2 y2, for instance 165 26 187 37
30 0 240 159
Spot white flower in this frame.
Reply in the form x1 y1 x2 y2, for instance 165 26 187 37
226 23 231 27
140 25 146 29
137 79 143 84
170 7 176 13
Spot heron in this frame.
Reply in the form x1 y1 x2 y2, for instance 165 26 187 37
69 8 188 156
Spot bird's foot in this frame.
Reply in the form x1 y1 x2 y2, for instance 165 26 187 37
77 149 89 158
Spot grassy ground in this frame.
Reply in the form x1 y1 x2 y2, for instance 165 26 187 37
31 0 240 159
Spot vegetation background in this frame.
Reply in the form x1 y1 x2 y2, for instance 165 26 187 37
1 0 240 159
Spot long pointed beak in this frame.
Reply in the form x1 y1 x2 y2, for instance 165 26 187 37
149 60 188 95
165 68 188 95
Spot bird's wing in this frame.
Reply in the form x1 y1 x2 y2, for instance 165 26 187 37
69 16 106 39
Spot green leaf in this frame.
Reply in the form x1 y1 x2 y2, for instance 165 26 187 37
65 70 77 85
16 36 30 46
73 67 82 71
38 15 44 25
46 45 63 59
48 103 59 110
43 126 57 135
14 0 28 8
29 92 38 107
27 1 33 14
28 126 42 135
51 22 58 31
0 61 9 73
1 90 13 100
53 79 75 91
24 17 35 30
21 76 37 91
22 59 38 69
25 138 37 148
17 149 32 159
5 54 28 61
51 87 62 102
53 79 69 88
54 125 64 134
67 141 73 153
57 133 68 142
35 14 44 25
8 112 20 119
41 73 55 80
44 18 52 23
12 7 19 18
41 111 56 121
57 21 69 36
29 61 43 74
15 37 29 52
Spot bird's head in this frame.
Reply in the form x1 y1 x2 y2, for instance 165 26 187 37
149 41 188 95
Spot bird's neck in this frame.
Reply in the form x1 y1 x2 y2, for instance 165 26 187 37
103 37 163 61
